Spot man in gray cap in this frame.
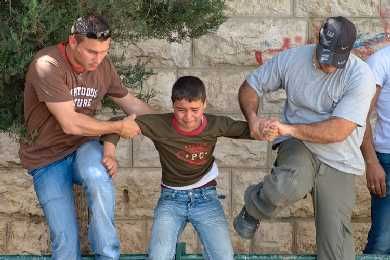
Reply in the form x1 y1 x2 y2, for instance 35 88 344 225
234 16 375 259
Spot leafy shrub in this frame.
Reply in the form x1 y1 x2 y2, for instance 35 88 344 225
0 0 225 135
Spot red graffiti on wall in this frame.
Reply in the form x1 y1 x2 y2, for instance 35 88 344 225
254 11 390 65
255 36 304 65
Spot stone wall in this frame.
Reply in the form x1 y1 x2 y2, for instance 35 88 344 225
1 0 389 255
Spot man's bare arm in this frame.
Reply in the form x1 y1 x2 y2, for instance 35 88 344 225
238 81 272 140
111 92 154 116
360 86 386 197
46 101 140 138
274 117 357 144
238 81 260 122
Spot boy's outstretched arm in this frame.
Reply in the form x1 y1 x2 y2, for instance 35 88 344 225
102 141 118 176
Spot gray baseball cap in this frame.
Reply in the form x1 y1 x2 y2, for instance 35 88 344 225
316 16 357 68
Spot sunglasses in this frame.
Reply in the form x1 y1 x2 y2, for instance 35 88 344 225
77 30 111 40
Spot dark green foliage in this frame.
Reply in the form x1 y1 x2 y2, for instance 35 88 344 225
131 0 226 42
0 0 225 136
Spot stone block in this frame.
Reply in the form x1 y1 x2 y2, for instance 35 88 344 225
194 18 307 67
143 69 177 112
114 168 161 218
353 222 370 254
178 69 252 113
116 139 132 167
353 175 371 218
224 0 291 17
0 133 20 167
215 137 268 168
295 0 380 17
0 218 7 253
382 0 390 17
112 39 191 68
133 135 160 167
0 168 42 216
116 219 148 253
252 221 293 253
295 220 316 253
7 219 49 254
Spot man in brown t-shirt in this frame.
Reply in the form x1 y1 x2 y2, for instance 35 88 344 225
19 15 152 259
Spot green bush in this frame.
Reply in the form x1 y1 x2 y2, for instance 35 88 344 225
0 0 225 135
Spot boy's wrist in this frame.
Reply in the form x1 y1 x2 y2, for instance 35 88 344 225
118 120 124 135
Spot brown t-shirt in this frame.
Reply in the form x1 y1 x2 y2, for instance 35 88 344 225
102 113 252 186
19 43 128 170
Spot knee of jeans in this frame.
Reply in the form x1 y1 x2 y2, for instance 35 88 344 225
263 167 303 207
148 239 176 260
51 230 79 256
82 169 114 203
82 165 111 184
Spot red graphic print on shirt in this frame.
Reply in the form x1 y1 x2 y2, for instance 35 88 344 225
176 143 212 166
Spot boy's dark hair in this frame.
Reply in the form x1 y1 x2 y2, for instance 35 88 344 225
171 76 206 103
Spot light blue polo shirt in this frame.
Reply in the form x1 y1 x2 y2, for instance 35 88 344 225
366 45 390 154
246 44 375 175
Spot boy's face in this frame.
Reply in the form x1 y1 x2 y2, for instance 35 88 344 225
173 99 206 131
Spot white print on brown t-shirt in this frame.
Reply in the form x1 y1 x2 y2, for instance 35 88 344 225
71 86 98 108
175 144 211 166
73 98 92 108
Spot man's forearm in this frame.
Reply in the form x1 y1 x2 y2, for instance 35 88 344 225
62 112 123 136
112 93 154 116
46 100 139 138
361 85 381 165
282 117 356 144
361 120 379 164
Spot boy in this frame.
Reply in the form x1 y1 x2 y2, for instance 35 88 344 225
102 76 272 259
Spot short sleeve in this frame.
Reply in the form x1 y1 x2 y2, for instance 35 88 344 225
332 65 376 126
135 115 156 139
246 53 285 96
28 56 73 102
366 48 390 88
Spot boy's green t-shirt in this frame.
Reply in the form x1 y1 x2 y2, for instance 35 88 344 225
103 113 251 187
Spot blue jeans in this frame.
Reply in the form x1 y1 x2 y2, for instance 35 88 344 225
364 152 390 254
29 140 119 260
148 187 234 260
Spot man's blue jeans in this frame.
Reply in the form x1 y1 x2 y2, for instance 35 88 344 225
29 140 119 260
364 152 390 254
148 186 234 260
